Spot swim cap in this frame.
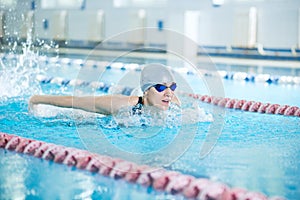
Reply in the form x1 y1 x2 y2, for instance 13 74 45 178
140 63 175 93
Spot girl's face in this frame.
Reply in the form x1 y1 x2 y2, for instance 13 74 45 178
144 82 177 110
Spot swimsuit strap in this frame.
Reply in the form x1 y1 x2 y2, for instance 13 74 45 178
132 96 143 115
138 96 143 105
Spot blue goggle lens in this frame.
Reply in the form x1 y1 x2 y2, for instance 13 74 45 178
154 83 177 92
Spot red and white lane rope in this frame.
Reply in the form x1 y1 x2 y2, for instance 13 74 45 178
188 94 300 117
0 132 285 200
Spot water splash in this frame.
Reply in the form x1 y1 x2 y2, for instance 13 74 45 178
111 102 213 128
0 37 46 101
113 103 181 128
29 102 213 128
0 54 42 102
0 7 60 102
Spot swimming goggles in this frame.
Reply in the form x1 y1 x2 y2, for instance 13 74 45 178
153 83 177 92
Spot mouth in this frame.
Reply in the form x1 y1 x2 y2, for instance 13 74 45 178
161 99 170 106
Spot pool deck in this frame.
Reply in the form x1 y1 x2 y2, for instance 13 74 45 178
55 47 300 70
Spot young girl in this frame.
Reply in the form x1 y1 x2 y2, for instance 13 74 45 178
29 63 181 115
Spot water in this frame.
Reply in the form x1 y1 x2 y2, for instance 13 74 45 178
0 149 179 200
0 56 300 199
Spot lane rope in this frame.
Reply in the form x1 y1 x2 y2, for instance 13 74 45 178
0 132 285 200
188 94 300 117
1 53 300 85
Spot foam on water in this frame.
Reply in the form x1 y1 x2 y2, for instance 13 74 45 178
0 65 41 102
115 102 213 128
30 104 104 120
30 101 213 128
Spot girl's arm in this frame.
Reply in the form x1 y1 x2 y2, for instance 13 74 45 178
29 95 139 115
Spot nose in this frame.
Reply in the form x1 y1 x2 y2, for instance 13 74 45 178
164 88 173 97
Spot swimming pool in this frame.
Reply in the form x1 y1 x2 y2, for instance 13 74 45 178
0 53 300 200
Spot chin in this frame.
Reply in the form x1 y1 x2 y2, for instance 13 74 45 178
159 104 170 111
152 103 170 111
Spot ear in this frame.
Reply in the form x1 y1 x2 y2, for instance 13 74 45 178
141 91 148 106
143 91 148 97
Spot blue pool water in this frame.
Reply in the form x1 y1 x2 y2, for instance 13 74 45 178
0 149 174 199
0 57 300 200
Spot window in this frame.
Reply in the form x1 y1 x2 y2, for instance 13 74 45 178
41 0 84 9
248 7 257 47
113 0 167 8
0 0 17 9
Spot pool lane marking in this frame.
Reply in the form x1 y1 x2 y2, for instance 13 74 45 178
1 53 300 85
0 132 284 200
187 93 300 118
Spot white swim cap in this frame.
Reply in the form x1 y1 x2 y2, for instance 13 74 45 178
140 63 175 93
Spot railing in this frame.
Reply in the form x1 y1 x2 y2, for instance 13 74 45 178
199 45 300 61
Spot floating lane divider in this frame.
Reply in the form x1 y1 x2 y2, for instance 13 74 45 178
35 74 135 96
0 132 285 200
2 53 300 85
216 71 300 85
34 56 300 85
188 94 300 118
36 74 300 118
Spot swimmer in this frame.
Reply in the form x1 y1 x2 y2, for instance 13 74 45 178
29 63 181 115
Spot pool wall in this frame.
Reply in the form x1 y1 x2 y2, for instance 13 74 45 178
1 0 300 61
